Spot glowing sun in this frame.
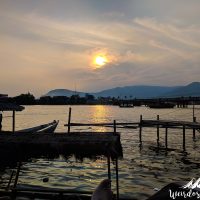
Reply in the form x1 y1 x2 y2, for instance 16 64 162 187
95 56 107 67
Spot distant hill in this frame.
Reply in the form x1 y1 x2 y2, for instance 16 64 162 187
44 82 200 98
163 82 200 97
45 89 86 97
93 86 179 98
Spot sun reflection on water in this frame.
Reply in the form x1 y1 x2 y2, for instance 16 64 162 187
91 105 108 132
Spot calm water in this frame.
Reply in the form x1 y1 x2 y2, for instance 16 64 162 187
1 105 200 199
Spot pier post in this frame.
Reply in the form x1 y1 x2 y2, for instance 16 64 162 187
139 115 142 143
193 117 196 140
183 125 186 151
157 115 160 147
13 161 21 188
67 107 72 133
107 156 111 180
12 110 15 133
165 127 168 149
114 120 116 134
192 101 195 119
7 170 14 190
115 158 119 200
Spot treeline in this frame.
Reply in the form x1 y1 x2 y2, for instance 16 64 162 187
7 93 36 105
4 93 119 105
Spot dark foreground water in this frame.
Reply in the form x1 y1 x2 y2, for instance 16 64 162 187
1 105 200 199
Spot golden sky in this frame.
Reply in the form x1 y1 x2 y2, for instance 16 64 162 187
0 0 200 96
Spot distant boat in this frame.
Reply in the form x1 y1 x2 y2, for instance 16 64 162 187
119 104 134 108
148 102 175 109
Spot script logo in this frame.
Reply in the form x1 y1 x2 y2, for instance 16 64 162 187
182 178 200 189
169 178 200 199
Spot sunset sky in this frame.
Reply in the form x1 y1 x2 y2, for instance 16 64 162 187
0 0 200 97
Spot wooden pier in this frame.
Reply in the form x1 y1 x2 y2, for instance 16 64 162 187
118 96 200 108
0 132 122 160
0 102 25 133
0 106 124 200
0 131 122 200
139 115 200 151
65 106 199 152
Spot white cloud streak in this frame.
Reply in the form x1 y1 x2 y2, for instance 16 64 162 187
0 0 200 96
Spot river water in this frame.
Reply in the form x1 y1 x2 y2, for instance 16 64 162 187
1 105 200 199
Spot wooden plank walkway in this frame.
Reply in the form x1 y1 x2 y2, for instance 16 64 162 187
0 132 122 162
141 119 200 129
66 122 138 130
67 122 138 126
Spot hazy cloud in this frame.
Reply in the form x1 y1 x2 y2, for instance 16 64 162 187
0 0 200 96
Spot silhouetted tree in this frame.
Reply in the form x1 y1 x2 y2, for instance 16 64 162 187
12 92 35 105
85 93 95 100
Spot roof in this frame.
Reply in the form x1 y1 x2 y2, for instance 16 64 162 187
0 103 25 111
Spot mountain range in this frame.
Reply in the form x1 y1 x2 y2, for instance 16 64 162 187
45 82 200 98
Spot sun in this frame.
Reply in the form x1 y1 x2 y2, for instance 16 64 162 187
95 56 107 67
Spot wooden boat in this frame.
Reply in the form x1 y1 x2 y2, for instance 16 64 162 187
16 120 59 133
37 120 59 133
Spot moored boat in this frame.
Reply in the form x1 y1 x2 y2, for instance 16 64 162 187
16 120 59 133
148 102 175 109
37 120 59 133
119 104 134 108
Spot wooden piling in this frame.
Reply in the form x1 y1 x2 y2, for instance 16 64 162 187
107 156 111 180
12 110 15 133
139 115 142 143
13 162 21 188
192 101 195 119
6 170 14 190
165 127 168 149
115 158 119 200
193 117 196 140
67 107 72 133
183 125 186 151
157 115 160 147
114 120 116 134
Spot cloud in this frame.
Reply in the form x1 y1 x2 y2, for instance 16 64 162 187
0 0 200 96
134 18 200 48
